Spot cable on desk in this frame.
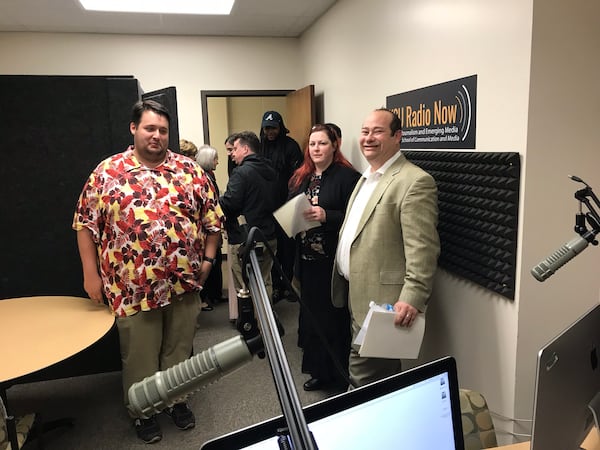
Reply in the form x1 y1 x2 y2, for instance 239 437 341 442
491 410 533 423
490 409 533 441
495 429 532 439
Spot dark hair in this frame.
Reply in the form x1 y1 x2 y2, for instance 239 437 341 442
131 100 171 126
324 122 342 140
234 131 260 153
375 107 402 136
225 133 237 145
289 124 354 191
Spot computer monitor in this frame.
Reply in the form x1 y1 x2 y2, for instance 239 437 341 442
201 356 464 450
531 303 600 450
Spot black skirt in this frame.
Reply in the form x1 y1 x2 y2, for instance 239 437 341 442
297 257 351 382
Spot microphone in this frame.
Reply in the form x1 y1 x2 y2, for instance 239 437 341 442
531 234 592 282
127 334 263 418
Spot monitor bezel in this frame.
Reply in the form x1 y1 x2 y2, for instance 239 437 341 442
531 303 600 450
201 356 464 450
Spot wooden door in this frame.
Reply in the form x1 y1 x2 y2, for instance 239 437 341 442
285 85 315 152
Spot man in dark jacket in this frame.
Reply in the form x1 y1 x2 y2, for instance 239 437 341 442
220 131 278 299
259 111 303 302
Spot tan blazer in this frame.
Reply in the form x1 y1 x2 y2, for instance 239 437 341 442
332 153 440 326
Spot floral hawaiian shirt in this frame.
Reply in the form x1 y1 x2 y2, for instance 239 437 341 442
73 147 224 317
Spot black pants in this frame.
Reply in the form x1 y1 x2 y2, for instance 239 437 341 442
201 248 223 302
272 225 295 292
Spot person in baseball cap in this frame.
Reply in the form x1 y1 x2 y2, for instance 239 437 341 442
258 110 303 304
261 110 290 133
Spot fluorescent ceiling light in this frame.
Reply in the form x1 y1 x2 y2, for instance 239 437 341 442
79 0 234 15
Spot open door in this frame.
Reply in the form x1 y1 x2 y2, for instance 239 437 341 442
285 85 315 152
142 86 180 153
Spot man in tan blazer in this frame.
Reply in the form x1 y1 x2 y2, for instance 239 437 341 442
333 108 440 387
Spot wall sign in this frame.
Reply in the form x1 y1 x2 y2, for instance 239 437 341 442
386 75 477 149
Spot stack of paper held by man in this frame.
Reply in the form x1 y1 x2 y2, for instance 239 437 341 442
354 301 426 359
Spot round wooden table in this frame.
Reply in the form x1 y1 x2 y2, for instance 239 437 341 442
0 295 115 384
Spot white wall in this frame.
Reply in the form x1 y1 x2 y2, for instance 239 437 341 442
300 0 534 442
1 0 599 444
515 0 600 431
0 32 303 149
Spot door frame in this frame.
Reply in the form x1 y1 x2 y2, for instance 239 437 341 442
201 89 293 144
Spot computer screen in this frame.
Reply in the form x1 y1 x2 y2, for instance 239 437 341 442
201 356 464 450
531 303 600 450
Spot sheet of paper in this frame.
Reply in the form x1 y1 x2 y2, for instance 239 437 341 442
357 307 426 359
273 193 320 238
354 301 386 346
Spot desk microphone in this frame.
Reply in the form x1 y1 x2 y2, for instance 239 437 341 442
531 234 591 282
127 334 263 418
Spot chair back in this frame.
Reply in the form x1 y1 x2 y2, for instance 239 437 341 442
460 388 498 450
0 396 37 450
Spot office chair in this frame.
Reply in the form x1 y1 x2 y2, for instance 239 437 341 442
0 395 40 450
460 388 498 450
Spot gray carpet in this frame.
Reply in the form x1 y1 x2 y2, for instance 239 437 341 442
9 300 344 449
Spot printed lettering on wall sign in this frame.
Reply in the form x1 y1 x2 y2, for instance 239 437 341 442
386 75 477 149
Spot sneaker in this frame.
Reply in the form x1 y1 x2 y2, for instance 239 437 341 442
165 402 195 430
134 416 162 444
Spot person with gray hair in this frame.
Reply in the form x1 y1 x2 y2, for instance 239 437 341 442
196 144 219 177
195 144 224 310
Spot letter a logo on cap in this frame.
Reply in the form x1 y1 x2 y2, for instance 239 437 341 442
265 113 273 121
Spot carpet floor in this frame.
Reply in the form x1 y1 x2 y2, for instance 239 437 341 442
9 299 346 449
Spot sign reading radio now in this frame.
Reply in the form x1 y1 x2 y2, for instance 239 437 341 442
387 75 477 149
401 101 458 127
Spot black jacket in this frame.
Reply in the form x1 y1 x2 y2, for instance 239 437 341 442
260 135 303 208
220 153 278 244
289 163 360 257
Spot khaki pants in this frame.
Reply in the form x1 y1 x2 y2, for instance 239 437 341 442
116 291 200 412
229 239 277 301
348 319 402 388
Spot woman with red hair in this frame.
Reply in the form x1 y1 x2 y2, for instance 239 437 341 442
289 124 360 392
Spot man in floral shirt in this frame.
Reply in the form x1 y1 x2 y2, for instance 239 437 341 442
73 100 223 444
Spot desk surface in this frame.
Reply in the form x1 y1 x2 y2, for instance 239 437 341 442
491 429 600 449
0 295 115 383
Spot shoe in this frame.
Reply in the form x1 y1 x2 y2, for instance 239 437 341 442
201 305 213 311
165 402 195 430
303 378 325 391
134 416 162 444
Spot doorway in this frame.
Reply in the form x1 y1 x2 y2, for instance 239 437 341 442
200 86 315 191
202 90 291 189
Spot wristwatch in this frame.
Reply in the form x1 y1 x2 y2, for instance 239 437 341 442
203 256 216 266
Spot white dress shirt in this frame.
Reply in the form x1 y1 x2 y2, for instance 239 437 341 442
336 151 403 280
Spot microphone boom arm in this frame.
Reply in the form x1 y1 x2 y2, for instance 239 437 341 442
244 236 316 450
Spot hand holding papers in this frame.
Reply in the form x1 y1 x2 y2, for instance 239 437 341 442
273 194 321 238
354 302 426 359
